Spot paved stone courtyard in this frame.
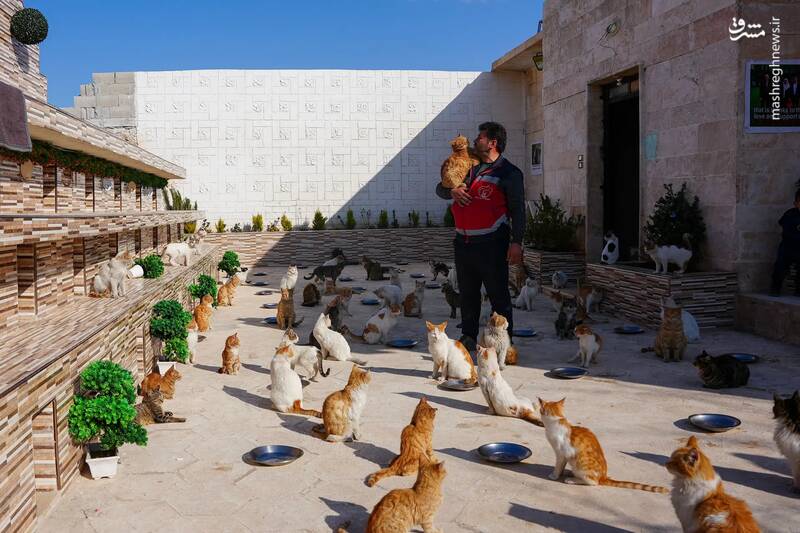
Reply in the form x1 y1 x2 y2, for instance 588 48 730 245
40 263 799 532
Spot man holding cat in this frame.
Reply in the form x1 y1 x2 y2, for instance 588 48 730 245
770 187 800 296
435 122 525 351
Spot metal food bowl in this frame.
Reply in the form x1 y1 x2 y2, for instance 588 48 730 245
548 367 588 379
439 379 478 391
244 445 303 467
724 353 759 364
250 281 269 286
361 298 380 305
338 276 354 282
410 273 426 278
477 442 532 464
264 316 278 325
255 290 272 296
688 414 741 433
386 339 419 348
614 325 644 334
513 328 536 337
425 282 441 289
253 272 267 277
262 303 278 309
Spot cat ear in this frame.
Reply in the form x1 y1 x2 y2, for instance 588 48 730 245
557 397 566 406
425 321 434 331
537 397 546 408
686 436 699 449
439 321 448 330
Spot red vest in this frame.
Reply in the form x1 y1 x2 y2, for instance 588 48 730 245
451 160 509 239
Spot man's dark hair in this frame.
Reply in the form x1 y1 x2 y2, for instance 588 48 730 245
478 121 507 153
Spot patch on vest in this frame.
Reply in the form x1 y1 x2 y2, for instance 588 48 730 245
476 185 492 200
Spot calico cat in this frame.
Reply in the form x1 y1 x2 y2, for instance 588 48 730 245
304 262 344 281
375 284 403 307
666 436 760 532
662 296 700 343
361 256 392 281
478 312 512 370
366 397 437 487
316 365 371 442
441 280 460 319
301 278 322 306
140 366 181 400
278 329 329 381
577 280 604 314
193 294 214 332
440 133 478 188
514 277 538 311
218 333 241 374
692 351 749 389
312 313 367 365
276 287 304 329
270 345 322 417
349 305 402 345
403 280 425 317
362 462 446 533
645 233 693 274
187 318 198 364
773 391 800 492
539 397 667 493
477 346 541 425
135 386 186 425
552 271 568 289
280 265 299 291
429 261 450 281
571 324 602 368
654 305 687 362
554 302 577 340
91 250 133 298
426 321 477 383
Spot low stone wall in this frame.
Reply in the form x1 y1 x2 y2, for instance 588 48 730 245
205 227 455 267
523 248 585 285
0 246 217 533
586 263 737 328
736 293 800 346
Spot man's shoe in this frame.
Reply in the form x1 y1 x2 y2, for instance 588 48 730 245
458 335 477 352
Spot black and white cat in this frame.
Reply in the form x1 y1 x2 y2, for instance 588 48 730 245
773 391 800 492
429 261 451 281
645 234 693 274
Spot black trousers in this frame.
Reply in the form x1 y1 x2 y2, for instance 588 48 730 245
771 243 800 293
454 229 513 341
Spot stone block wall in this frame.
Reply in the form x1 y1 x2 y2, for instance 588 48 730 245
523 248 585 286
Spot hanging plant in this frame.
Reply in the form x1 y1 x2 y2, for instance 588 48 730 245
10 8 49 45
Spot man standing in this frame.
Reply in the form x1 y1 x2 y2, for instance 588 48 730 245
435 122 525 350
770 187 800 296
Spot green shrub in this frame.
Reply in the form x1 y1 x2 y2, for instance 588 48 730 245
134 254 164 279
425 211 434 227
215 219 226 233
152 300 190 324
252 214 264 232
280 214 292 231
150 317 188 341
162 338 190 363
345 209 357 230
10 8 48 45
217 251 240 277
188 274 218 304
68 361 147 451
184 221 197 233
391 210 400 229
162 187 194 211
312 210 327 230
443 204 455 227
523 194 584 252
377 210 389 229
643 183 706 261
408 210 420 228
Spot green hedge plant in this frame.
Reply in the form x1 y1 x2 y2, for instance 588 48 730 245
523 194 584 252
252 214 264 232
643 183 706 261
215 219 226 233
312 210 327 230
134 254 164 279
345 209 357 230
443 204 455 227
68 361 147 451
217 251 240 277
188 274 218 304
162 338 190 363
280 214 292 231
377 210 389 229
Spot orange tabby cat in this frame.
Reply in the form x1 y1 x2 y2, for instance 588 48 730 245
276 288 296 330
655 306 687 362
440 134 479 189
366 397 437 487
193 294 214 332
218 332 241 374
227 274 241 295
316 365 371 442
666 436 760 533
539 397 667 493
365 461 446 533
140 366 181 399
217 281 232 306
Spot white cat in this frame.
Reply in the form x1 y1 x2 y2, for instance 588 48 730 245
552 271 568 289
478 312 512 370
514 277 538 311
388 268 402 288
278 329 329 381
280 265 299 291
187 319 199 364
312 313 366 365
661 297 700 343
476 346 541 424
270 346 321 417
92 250 133 298
161 239 197 267
773 392 800 492
425 321 477 382
645 234 693 274
601 232 619 265
374 284 403 307
362 304 402 345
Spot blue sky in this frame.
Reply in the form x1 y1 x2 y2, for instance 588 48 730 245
29 0 543 108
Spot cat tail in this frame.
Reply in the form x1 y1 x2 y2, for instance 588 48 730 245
640 347 655 353
303 273 314 280
290 400 322 418
518 406 543 427
600 477 668 493
340 325 366 343
349 356 368 366
317 349 330 377
335 521 351 533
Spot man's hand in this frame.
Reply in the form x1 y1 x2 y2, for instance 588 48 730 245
450 186 472 207
507 242 523 265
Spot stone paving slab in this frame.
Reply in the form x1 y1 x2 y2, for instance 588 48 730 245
40 263 800 532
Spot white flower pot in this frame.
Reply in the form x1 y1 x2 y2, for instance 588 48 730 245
157 360 175 375
86 445 119 479
128 265 144 278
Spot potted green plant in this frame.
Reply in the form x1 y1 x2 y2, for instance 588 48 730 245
312 210 327 230
523 194 584 252
643 183 706 267
217 251 240 279
68 361 147 479
188 274 218 306
150 299 191 372
134 254 165 279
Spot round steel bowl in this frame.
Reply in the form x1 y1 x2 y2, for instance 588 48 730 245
477 442 532 464
688 414 741 433
439 379 478 391
614 325 644 334
245 445 303 467
549 367 588 379
513 328 537 337
386 339 418 348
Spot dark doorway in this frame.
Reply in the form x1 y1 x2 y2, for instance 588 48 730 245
602 79 639 260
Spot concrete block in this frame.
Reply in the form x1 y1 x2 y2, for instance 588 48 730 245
73 95 97 107
96 95 120 107
114 72 135 83
92 72 116 84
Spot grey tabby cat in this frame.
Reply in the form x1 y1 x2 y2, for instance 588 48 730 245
135 386 186 425
554 301 577 340
441 280 460 319
692 351 749 389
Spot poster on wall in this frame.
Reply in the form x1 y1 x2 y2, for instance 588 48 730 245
745 60 800 133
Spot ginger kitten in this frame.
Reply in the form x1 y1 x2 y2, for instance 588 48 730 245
367 397 437 487
140 366 181 400
276 287 303 329
655 306 687 362
476 346 541 425
539 397 667 493
218 332 241 374
666 436 760 532
193 294 214 332
440 133 478 188
316 365 371 442
571 324 602 368
425 320 477 383
217 280 232 306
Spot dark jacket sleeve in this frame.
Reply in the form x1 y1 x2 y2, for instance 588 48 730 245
435 182 452 200
501 168 526 244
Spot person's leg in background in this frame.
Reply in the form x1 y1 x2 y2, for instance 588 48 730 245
480 236 514 338
771 243 790 295
454 239 482 350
